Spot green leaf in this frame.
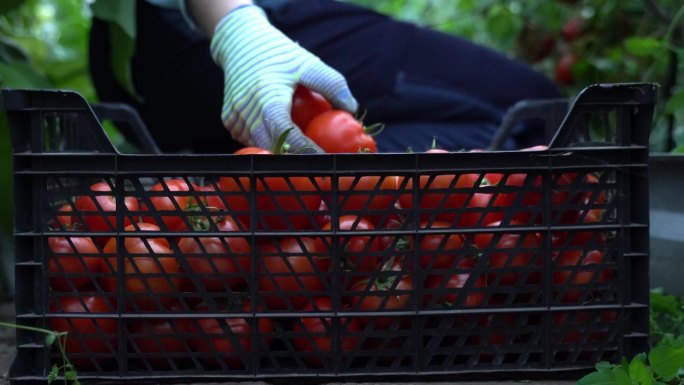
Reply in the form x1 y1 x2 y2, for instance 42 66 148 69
649 343 684 381
0 61 52 89
64 368 78 381
577 370 618 385
0 0 24 14
624 37 663 57
673 145 684 154
612 366 632 385
665 92 684 116
89 0 136 38
47 364 59 383
108 22 139 100
44 332 56 347
628 354 653 385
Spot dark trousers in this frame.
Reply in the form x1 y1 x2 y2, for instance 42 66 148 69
89 0 561 153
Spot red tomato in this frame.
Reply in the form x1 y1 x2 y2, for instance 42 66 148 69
555 52 579 86
258 237 331 310
291 297 361 368
399 151 480 223
49 203 78 231
457 192 506 228
100 223 180 311
74 181 138 237
141 178 193 231
319 215 381 274
413 220 466 270
291 85 332 129
187 305 251 369
178 216 250 292
48 236 101 292
553 249 613 302
49 296 118 370
127 302 191 369
552 310 616 344
242 299 275 348
304 110 377 153
219 148 323 230
348 260 413 329
422 258 486 308
193 182 227 212
334 175 399 223
472 221 542 285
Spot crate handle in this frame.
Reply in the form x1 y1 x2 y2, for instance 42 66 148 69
1 89 117 154
548 82 658 149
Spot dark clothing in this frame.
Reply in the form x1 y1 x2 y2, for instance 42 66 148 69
89 0 561 153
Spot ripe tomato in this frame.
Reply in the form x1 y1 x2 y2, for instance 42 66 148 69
291 85 332 130
219 148 323 231
74 181 138 236
422 258 486 308
552 310 616 345
242 299 275 348
348 260 413 329
258 237 331 310
48 236 101 292
49 296 118 370
472 221 542 285
413 220 466 270
49 203 78 231
334 175 399 223
187 305 251 369
292 297 361 368
304 110 377 153
553 249 613 302
457 192 506 228
101 223 180 311
319 215 381 274
127 301 191 369
178 216 250 292
141 178 193 231
399 151 480 223
555 52 579 86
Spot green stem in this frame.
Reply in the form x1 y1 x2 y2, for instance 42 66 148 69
0 321 65 337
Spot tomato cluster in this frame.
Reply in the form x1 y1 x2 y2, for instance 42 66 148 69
292 85 378 153
45 151 617 370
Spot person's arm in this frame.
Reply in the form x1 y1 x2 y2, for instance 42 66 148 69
183 1 358 152
186 0 253 37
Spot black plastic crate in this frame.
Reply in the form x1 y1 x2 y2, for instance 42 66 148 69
2 83 655 384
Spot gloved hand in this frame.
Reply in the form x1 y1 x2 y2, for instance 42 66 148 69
210 4 358 153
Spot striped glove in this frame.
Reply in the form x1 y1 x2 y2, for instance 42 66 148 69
210 5 358 153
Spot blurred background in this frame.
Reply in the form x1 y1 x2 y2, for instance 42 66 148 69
0 0 682 300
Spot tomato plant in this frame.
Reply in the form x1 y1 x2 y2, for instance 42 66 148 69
100 222 180 311
291 84 332 130
304 110 378 153
258 236 331 310
48 236 101 292
291 297 361 368
178 216 250 292
48 296 118 370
